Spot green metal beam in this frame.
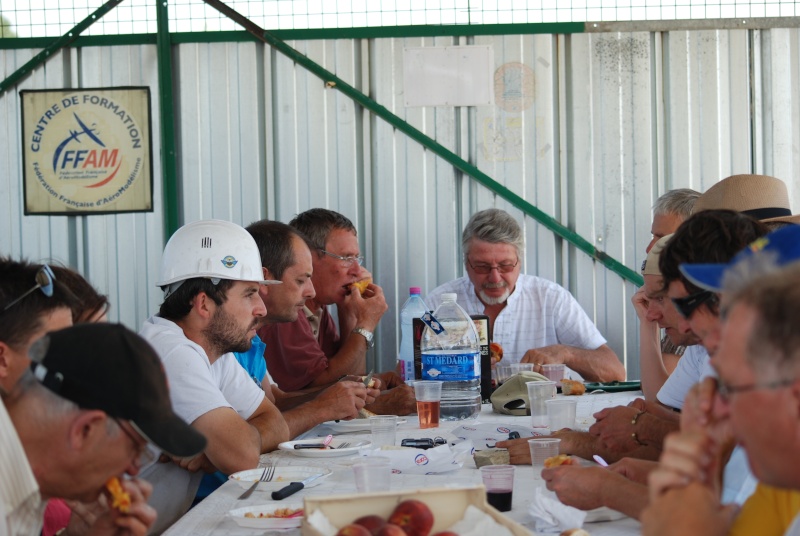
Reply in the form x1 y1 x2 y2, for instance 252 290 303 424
156 0 180 240
201 0 642 286
0 0 124 96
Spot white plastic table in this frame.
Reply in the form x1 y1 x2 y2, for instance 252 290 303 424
164 391 644 535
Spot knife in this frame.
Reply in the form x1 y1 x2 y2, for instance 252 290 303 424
363 370 374 387
271 473 326 500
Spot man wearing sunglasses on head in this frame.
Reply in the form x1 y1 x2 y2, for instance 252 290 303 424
0 258 75 394
426 208 624 382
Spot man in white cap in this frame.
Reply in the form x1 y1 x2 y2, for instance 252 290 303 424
139 219 289 533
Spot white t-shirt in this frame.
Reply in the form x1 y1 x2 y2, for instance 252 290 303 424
139 315 265 534
425 275 607 365
656 345 714 410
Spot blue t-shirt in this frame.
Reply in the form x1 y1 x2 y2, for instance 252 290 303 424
195 335 267 502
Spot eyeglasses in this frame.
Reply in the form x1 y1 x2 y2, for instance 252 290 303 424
716 377 797 403
114 418 156 468
318 249 365 267
671 290 716 319
467 258 519 275
4 264 56 311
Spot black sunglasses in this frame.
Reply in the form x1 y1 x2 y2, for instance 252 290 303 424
671 290 716 319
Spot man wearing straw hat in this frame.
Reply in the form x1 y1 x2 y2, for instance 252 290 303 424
691 173 800 228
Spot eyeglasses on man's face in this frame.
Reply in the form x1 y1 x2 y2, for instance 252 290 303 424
114 418 156 468
467 258 519 275
4 264 55 311
716 377 797 403
671 290 715 319
318 249 365 267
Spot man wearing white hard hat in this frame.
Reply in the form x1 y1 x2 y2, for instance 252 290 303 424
138 219 289 534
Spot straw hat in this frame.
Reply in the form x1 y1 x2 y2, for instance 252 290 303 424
693 174 800 224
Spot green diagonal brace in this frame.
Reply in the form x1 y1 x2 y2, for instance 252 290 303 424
0 0 124 96
201 0 643 287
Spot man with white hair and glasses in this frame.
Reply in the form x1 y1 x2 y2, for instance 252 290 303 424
426 208 624 382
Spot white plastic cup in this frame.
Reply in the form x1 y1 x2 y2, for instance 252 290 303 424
369 415 397 447
353 457 391 492
546 398 578 431
528 438 561 478
526 381 557 428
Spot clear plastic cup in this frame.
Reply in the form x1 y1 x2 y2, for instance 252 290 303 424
509 363 534 374
353 457 391 492
495 364 512 385
546 398 578 431
526 381 557 428
369 415 397 447
528 438 561 478
541 363 566 383
413 381 442 429
480 465 515 512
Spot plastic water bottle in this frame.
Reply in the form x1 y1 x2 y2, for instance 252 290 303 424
398 287 428 382
420 293 481 420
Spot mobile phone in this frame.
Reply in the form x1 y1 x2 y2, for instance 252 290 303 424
401 438 435 449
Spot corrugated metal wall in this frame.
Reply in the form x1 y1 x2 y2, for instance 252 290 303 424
2 27 800 380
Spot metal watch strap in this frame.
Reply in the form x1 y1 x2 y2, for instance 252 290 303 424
352 327 374 348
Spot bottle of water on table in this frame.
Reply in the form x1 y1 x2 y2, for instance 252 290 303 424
420 293 481 420
398 286 428 382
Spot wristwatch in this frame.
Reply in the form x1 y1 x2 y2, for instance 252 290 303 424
352 327 374 348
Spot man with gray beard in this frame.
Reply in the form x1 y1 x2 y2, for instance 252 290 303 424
425 208 624 382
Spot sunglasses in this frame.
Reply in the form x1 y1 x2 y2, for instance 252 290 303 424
4 264 56 311
671 290 716 319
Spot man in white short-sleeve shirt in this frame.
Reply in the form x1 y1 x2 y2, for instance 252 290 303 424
139 220 290 534
426 208 624 383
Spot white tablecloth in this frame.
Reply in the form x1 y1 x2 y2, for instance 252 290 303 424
164 391 644 535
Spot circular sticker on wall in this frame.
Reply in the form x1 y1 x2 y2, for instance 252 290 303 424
494 62 535 113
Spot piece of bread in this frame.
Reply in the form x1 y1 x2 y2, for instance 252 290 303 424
357 407 378 419
544 454 575 468
490 342 504 362
560 529 590 536
360 375 377 388
105 477 131 513
350 278 372 296
561 379 586 396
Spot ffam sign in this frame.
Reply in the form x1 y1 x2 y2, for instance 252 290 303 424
21 87 153 215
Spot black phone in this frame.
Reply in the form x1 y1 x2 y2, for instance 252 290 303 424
401 437 447 449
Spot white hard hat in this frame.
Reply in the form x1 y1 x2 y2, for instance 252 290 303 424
156 219 281 290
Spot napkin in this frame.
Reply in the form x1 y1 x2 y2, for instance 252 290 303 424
447 505 514 536
451 422 539 449
363 441 474 474
528 487 587 533
306 509 338 536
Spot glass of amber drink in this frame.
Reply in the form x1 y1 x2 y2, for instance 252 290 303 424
414 381 442 429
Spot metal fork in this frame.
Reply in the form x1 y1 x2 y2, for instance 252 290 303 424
237 462 275 500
